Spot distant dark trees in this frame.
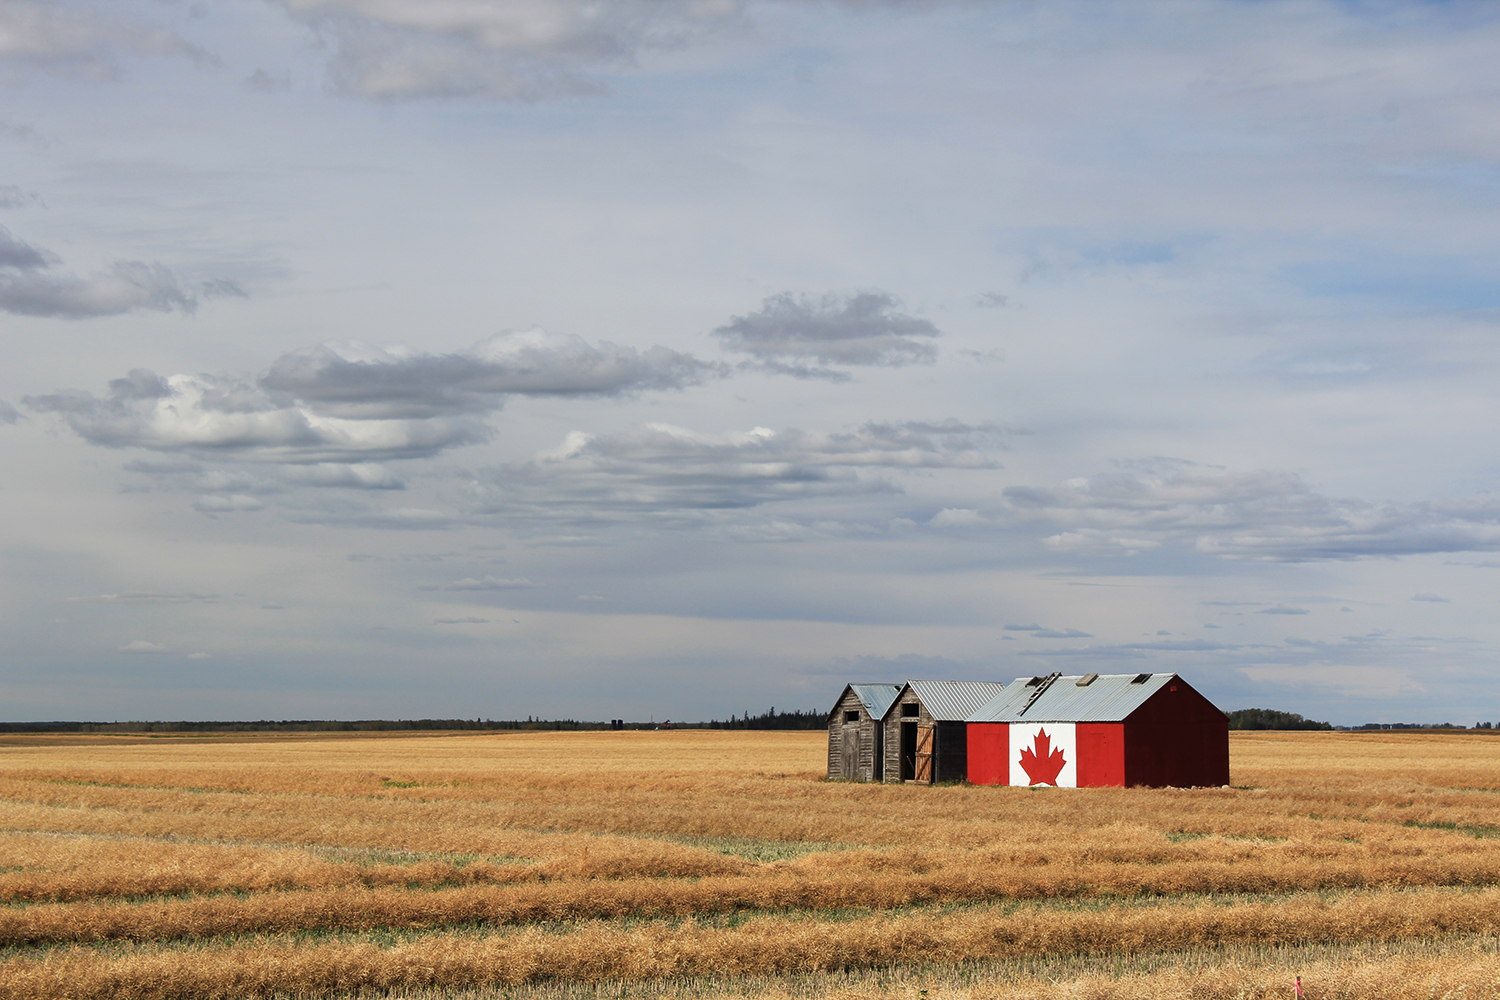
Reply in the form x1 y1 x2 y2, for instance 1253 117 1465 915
706 707 825 730
1227 708 1333 731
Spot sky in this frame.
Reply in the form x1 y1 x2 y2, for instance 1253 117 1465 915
3 0 1500 726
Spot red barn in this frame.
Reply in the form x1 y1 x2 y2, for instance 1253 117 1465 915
966 672 1228 788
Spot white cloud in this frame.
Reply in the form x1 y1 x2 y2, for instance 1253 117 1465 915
118 640 168 654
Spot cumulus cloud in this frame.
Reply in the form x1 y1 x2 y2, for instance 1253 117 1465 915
28 329 709 465
1413 592 1451 602
714 291 942 377
469 419 1005 525
0 2 210 80
0 226 233 319
1259 604 1310 615
999 467 1500 562
271 0 746 100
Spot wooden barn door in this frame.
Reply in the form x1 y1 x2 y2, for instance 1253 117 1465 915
841 724 859 780
914 725 934 784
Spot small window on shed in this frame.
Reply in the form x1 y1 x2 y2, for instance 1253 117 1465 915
1131 673 1153 684
902 703 920 717
844 711 860 723
1076 673 1099 687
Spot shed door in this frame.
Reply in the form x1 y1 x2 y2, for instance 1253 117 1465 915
841 725 859 780
914 725 934 784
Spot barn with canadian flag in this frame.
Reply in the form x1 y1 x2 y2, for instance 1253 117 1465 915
965 672 1229 788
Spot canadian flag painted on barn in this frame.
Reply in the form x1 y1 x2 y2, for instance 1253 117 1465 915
1010 723 1075 787
965 673 1228 789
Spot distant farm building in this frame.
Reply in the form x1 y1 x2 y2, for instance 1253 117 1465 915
827 684 901 781
881 680 1007 784
966 672 1228 788
826 672 1228 788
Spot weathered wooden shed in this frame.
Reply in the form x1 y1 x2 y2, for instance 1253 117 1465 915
827 684 902 781
882 680 1007 784
966 672 1228 788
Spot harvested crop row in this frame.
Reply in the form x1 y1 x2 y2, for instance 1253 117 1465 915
12 856 1500 947
6 890 1500 999
6 830 1500 914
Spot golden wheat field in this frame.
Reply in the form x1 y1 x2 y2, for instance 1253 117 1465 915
2 729 1500 1000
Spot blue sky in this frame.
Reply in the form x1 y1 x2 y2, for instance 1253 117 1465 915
4 0 1500 725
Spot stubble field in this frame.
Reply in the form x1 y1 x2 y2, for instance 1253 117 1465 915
1 728 1499 1000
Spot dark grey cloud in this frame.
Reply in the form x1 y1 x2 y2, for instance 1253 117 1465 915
0 227 199 318
69 592 218 604
1412 592 1450 602
714 291 941 376
433 617 489 625
281 502 454 530
261 329 719 419
0 185 40 209
468 420 1005 527
0 226 50 269
1003 623 1092 638
997 467 1500 563
1259 604 1310 615
272 0 746 100
0 398 20 424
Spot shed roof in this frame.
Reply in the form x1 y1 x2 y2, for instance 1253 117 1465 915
898 680 1009 721
843 683 902 720
967 672 1177 723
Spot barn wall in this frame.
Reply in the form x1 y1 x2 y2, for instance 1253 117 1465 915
1075 723 1125 787
966 722 1009 785
883 691 935 782
1123 681 1230 787
935 721 968 783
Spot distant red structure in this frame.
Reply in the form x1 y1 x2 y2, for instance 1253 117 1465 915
966 672 1228 788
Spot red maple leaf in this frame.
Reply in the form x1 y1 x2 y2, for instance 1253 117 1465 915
1018 728 1067 786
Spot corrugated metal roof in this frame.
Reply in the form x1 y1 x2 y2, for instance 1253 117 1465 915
847 684 902 719
967 673 1177 723
901 680 1009 721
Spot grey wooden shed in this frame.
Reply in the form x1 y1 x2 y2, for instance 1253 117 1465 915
827 683 901 781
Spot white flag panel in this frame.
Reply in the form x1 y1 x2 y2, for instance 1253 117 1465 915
1009 722 1077 788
